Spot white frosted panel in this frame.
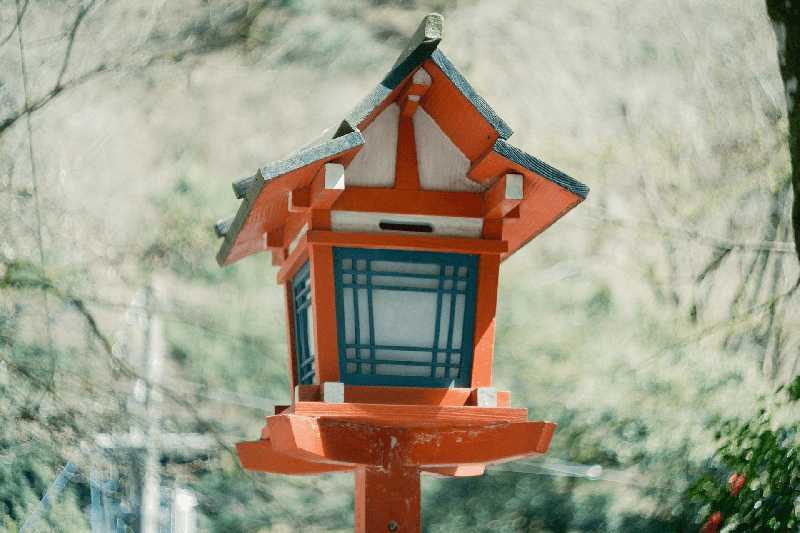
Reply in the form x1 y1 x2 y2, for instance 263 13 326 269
449 368 460 378
306 304 315 359
372 289 436 348
330 211 483 238
435 367 445 377
374 348 432 363
450 353 461 365
437 294 451 349
371 261 440 289
357 289 369 343
343 288 355 344
373 274 439 289
370 261 440 275
376 364 431 377
347 363 357 373
451 294 466 350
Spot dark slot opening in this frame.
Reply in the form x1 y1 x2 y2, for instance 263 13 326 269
379 220 434 233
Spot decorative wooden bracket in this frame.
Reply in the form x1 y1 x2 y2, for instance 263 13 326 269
483 173 523 239
396 68 432 190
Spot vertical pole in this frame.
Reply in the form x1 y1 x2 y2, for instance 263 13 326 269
142 285 164 533
355 464 421 533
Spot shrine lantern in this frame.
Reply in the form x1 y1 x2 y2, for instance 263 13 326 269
215 14 588 533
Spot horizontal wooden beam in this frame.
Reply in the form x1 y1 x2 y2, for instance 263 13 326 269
422 465 485 477
267 415 555 468
290 402 527 426
310 163 345 209
331 187 484 218
236 438 354 475
306 230 508 255
484 173 523 219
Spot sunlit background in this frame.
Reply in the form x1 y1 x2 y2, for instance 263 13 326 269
2 0 799 531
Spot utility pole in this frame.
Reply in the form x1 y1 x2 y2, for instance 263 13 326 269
142 283 164 533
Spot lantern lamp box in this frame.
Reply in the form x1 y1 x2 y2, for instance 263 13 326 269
215 13 588 531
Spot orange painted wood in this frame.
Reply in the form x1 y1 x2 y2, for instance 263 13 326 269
468 149 585 261
285 385 509 406
308 244 340 383
275 241 308 284
482 217 504 240
356 465 421 533
236 439 354 475
418 59 500 162
295 385 321 402
288 185 311 212
484 174 523 219
290 402 527 426
275 405 291 415
395 115 421 190
219 144 362 266
267 415 554 467
331 187 484 218
344 385 473 406
283 282 299 392
306 230 508 255
310 165 345 210
310 208 331 231
400 421 556 466
471 253 501 387
497 390 511 408
423 465 485 477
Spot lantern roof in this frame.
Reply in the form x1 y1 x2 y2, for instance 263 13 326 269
215 13 588 266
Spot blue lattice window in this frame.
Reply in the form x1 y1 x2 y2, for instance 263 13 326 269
333 247 478 388
292 261 315 385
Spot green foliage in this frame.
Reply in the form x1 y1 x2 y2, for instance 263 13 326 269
687 377 800 532
0 447 86 533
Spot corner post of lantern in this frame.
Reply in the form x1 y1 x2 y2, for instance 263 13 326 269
215 12 589 533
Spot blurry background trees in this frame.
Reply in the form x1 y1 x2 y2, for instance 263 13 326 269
1 0 798 531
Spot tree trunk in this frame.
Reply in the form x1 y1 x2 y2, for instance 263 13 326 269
765 0 800 271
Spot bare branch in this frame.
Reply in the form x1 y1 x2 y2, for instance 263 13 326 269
0 0 29 49
581 208 796 253
54 0 97 90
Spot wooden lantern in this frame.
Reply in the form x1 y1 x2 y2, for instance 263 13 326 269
215 13 588 533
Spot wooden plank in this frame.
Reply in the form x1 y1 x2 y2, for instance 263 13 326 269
331 187 484 218
356 465 421 533
395 114 420 189
401 421 556 466
310 163 345 210
308 244 340 383
343 386 473 406
422 465 485 477
484 173 523 219
216 132 363 266
306 230 508 255
283 282 299 392
290 402 527 426
417 56 507 163
236 439 354 475
276 241 308 285
468 141 588 260
471 254 500 387
268 415 554 467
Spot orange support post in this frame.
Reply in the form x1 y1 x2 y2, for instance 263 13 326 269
308 244 340 383
355 465 421 533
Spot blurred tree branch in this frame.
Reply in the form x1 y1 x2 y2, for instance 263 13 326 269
0 0 28 48
765 0 800 270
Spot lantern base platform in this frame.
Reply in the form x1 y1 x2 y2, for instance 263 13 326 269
236 401 556 475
